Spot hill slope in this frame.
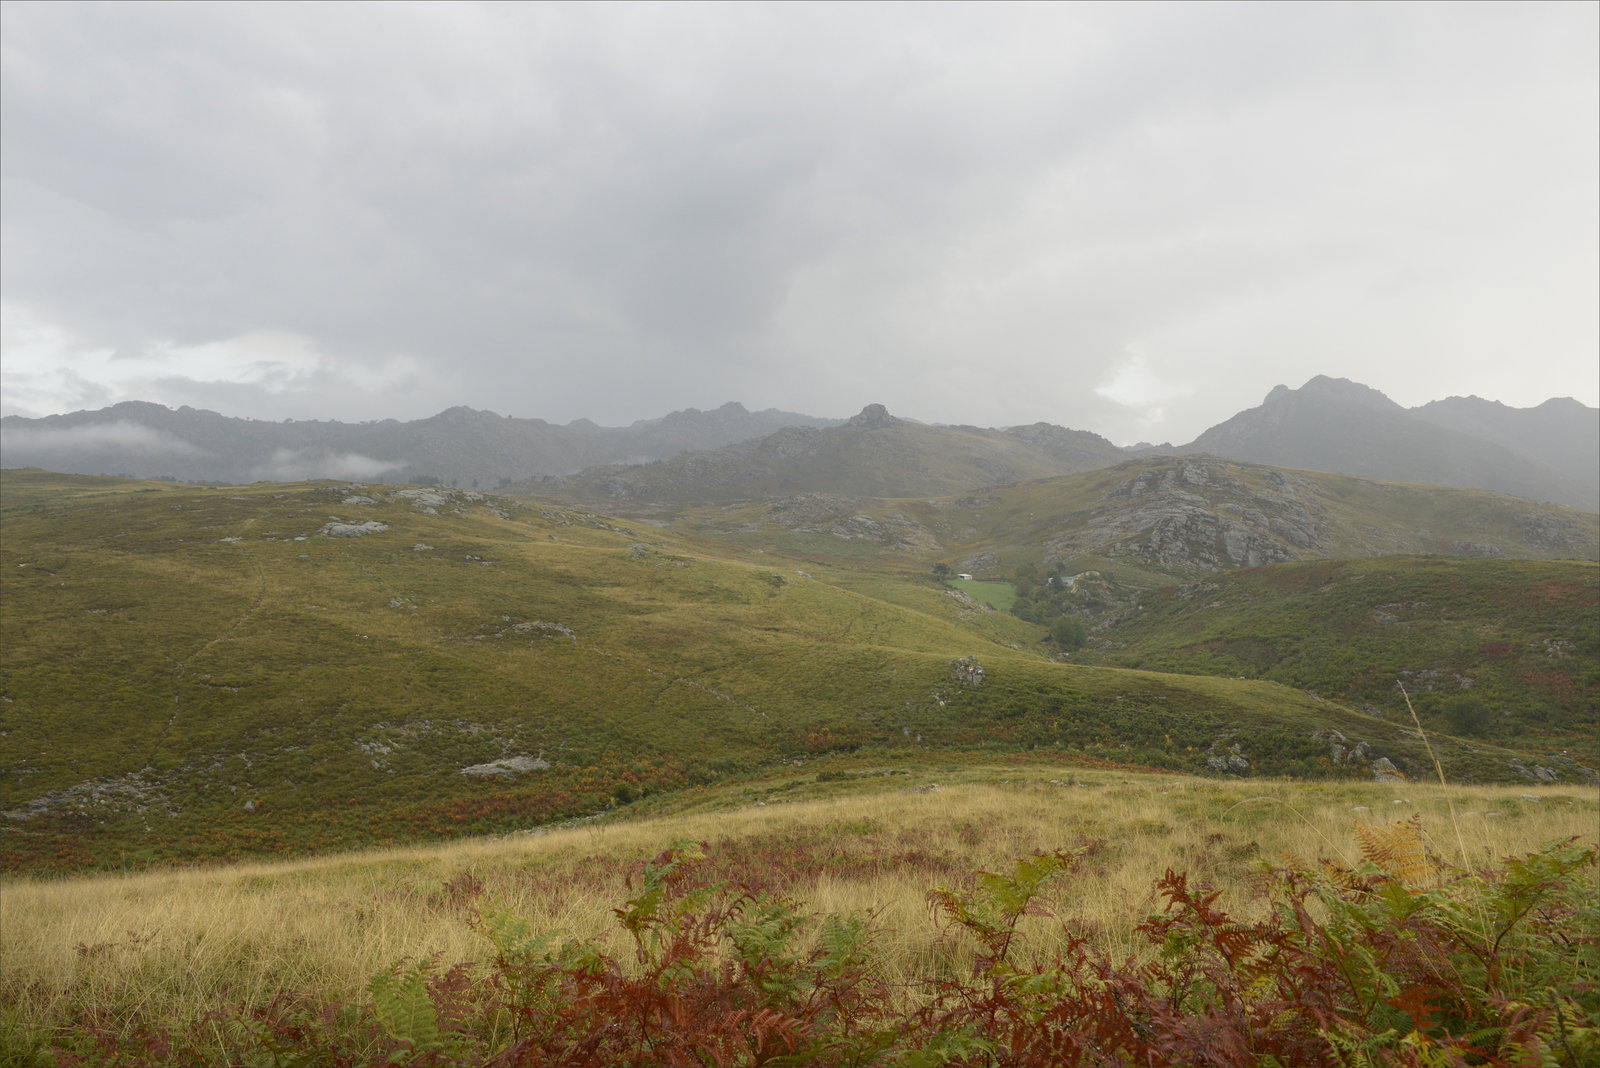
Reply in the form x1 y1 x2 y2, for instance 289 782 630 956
666 455 1600 582
1095 557 1599 757
3 470 1567 874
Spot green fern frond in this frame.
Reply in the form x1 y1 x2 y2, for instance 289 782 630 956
368 958 442 1056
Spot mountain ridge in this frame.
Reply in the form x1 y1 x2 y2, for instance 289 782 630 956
521 403 1126 504
4 378 1596 511
0 400 844 488
1179 376 1597 511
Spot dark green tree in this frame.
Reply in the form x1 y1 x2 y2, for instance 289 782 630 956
1051 617 1088 649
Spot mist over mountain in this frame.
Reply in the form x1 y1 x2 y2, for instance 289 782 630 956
1411 394 1600 501
0 401 842 488
1180 377 1598 512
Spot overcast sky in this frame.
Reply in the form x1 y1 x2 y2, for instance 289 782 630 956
2 2 1595 444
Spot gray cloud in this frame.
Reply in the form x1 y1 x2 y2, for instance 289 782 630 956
251 449 404 483
2 2 1595 444
0 421 201 456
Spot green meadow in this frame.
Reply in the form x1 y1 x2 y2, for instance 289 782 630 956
945 577 1017 613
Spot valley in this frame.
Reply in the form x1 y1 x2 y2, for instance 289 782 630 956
2 455 1595 1065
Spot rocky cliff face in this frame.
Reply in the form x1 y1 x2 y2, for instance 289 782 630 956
1064 460 1330 571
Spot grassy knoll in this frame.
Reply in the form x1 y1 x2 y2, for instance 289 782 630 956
3 766 1595 1065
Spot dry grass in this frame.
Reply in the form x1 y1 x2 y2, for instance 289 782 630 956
4 768 1595 1050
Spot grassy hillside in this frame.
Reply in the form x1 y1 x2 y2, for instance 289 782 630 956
663 456 1599 583
1092 557 1600 755
4 470 1577 875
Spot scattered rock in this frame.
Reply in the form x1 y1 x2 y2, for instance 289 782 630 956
1507 759 1560 783
392 488 452 513
949 657 985 687
957 552 1000 575
1544 754 1600 785
1205 735 1250 774
1205 752 1251 774
320 520 388 538
461 755 551 777
511 620 576 642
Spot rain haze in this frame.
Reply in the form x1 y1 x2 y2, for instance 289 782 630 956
2 1 1596 445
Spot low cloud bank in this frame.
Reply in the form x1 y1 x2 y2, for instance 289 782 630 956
251 449 404 482
0 421 201 457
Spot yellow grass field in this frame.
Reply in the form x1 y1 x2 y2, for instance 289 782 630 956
4 766 1595 1061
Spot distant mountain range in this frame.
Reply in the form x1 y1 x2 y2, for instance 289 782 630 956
0 400 842 488
1181 376 1597 512
3 377 1595 511
518 403 1125 503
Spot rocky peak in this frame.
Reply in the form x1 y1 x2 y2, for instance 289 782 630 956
847 403 896 429
1265 376 1399 410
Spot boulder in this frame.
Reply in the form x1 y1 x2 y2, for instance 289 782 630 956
1371 757 1405 783
320 520 388 538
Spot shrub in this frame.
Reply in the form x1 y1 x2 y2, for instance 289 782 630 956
1049 617 1087 649
1441 694 1492 736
